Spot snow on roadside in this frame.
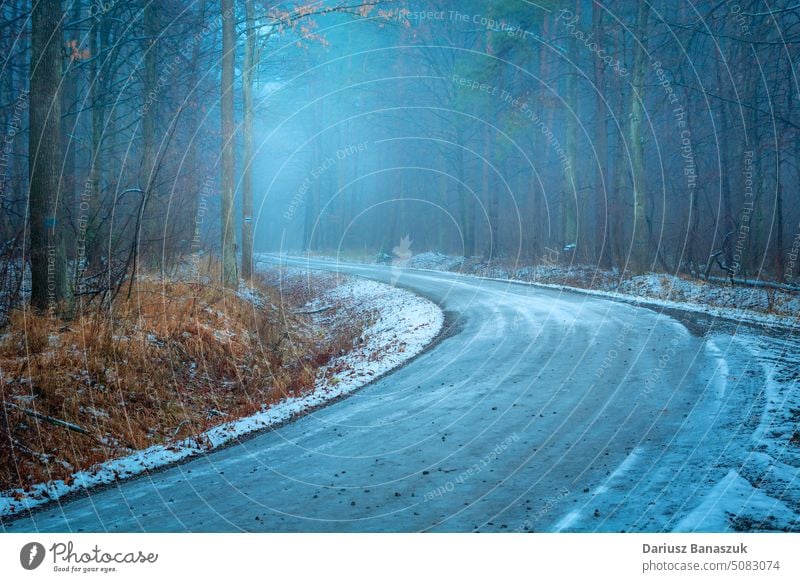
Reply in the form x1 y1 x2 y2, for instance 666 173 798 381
294 251 799 329
0 275 443 519
328 250 799 328
674 469 799 532
531 278 800 331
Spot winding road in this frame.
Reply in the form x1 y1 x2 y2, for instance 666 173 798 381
4 257 779 532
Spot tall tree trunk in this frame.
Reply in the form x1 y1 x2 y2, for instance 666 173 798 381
29 0 68 312
220 0 237 287
87 13 108 268
304 123 323 251
483 126 498 258
185 0 206 260
140 2 159 266
241 0 255 280
62 0 82 234
562 3 579 256
593 2 610 267
438 149 449 252
628 1 650 273
684 101 702 273
456 135 474 257
774 159 784 279
715 58 733 236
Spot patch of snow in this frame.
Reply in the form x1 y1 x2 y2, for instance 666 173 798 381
674 469 799 532
236 283 265 309
382 251 800 330
407 252 465 271
476 274 800 332
0 274 443 518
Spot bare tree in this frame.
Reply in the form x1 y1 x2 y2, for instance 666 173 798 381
29 0 68 312
220 0 237 288
628 0 650 273
241 0 257 281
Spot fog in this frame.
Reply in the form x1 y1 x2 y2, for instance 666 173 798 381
3 0 799 308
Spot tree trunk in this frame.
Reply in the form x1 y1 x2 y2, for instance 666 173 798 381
241 0 255 280
87 13 108 268
61 0 82 235
562 3 579 256
185 0 206 261
438 149 449 252
628 1 650 273
29 0 68 313
482 125 497 258
220 0 237 288
592 2 610 267
141 2 159 266
457 141 474 257
304 124 323 251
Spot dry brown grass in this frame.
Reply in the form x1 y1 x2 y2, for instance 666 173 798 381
0 265 363 492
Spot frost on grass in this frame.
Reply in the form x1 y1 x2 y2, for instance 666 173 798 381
402 252 799 328
0 268 442 518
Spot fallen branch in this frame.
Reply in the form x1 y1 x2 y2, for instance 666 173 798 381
4 402 92 436
704 275 800 293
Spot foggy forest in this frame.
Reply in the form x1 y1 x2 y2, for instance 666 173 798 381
1 0 799 537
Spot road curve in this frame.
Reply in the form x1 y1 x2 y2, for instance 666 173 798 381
4 257 762 532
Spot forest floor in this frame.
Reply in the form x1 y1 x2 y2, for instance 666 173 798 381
0 262 443 517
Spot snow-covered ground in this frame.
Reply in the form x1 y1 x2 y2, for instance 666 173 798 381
671 332 800 532
288 251 799 328
0 269 443 518
396 252 800 330
554 328 800 533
